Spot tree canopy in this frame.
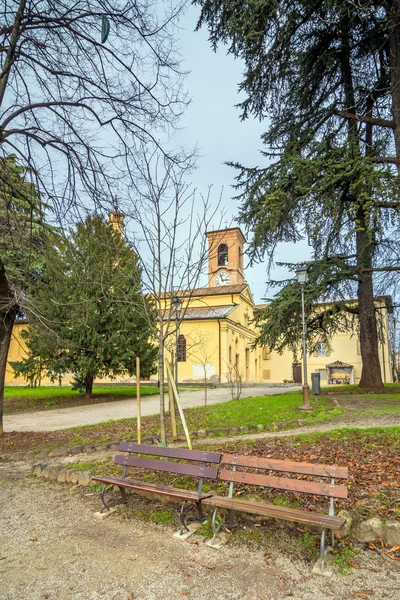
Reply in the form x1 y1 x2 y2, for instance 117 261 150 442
195 0 400 389
12 215 158 397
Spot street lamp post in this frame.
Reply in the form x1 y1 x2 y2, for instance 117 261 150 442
171 295 182 388
296 266 312 411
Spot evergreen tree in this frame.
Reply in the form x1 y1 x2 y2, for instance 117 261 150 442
12 215 157 398
195 0 400 390
0 155 50 433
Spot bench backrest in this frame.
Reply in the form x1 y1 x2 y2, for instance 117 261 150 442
220 453 348 500
116 443 222 481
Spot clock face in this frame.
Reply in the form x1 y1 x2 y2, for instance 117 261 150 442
215 271 231 286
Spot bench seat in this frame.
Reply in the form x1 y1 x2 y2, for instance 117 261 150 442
92 475 214 502
203 495 345 530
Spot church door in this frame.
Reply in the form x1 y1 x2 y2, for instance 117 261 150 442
292 364 302 384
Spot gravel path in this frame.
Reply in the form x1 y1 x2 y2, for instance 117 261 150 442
0 462 399 600
4 385 300 433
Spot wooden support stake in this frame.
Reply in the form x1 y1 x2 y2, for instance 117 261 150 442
165 360 191 449
136 356 141 444
166 361 178 441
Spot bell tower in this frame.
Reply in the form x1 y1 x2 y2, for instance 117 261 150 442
206 227 246 287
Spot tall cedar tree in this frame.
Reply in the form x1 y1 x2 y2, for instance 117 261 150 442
0 155 50 433
195 0 400 390
12 215 158 398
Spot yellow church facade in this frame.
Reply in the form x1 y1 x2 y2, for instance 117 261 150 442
5 226 393 386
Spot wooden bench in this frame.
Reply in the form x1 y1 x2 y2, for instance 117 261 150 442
203 453 348 571
92 443 222 534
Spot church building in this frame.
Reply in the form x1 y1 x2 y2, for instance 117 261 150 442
5 226 393 386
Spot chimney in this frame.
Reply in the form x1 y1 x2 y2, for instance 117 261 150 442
108 211 125 236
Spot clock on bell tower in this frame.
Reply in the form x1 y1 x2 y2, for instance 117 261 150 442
206 227 246 287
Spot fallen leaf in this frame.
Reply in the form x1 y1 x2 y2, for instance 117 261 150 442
30 537 37 542
227 565 233 569
42 595 49 599
242 591 253 599
193 561 213 570
128 558 137 562
356 595 368 599
348 561 360 569
387 545 400 554
178 593 188 596
127 594 133 600
258 596 268 600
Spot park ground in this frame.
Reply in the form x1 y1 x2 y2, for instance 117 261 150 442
0 440 399 600
1 385 399 598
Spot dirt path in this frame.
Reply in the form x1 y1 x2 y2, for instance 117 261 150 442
0 462 399 600
3 385 300 432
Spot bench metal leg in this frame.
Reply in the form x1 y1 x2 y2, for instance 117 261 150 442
210 507 224 545
196 501 205 521
179 501 190 535
99 484 113 514
118 486 128 505
320 528 335 572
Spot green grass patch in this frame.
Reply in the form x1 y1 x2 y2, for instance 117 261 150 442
0 393 344 453
4 385 161 413
321 382 400 394
332 541 359 574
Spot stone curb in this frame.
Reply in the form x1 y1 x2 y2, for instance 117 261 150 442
2 420 308 463
30 465 400 546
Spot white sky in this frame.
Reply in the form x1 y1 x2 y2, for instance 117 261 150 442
173 6 311 304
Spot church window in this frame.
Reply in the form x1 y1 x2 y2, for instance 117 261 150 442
262 347 271 360
177 334 186 362
229 345 232 362
218 243 228 266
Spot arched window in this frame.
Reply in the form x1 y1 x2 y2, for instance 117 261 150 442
217 243 228 266
177 334 186 362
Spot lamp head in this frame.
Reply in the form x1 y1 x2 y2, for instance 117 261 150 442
171 295 182 312
296 265 308 285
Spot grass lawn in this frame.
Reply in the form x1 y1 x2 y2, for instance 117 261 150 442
4 385 161 413
322 382 400 393
0 393 343 453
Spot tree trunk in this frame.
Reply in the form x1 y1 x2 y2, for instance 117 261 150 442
84 375 93 399
356 209 384 391
0 260 18 435
158 327 166 442
387 0 400 162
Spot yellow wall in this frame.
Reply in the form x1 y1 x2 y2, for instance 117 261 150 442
260 299 393 385
6 293 393 386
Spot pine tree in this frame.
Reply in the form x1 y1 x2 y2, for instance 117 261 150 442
12 215 157 397
0 155 50 433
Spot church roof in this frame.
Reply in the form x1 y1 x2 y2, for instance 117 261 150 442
189 283 248 297
159 283 248 299
181 305 236 320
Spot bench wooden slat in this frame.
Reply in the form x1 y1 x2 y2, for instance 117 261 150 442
218 468 348 499
115 455 219 480
202 496 345 529
119 443 222 464
92 475 214 501
222 453 348 479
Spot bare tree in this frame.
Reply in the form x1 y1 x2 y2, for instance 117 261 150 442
0 0 188 432
126 145 223 442
225 359 244 401
186 329 217 406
